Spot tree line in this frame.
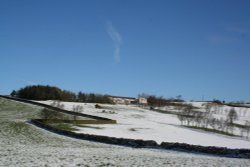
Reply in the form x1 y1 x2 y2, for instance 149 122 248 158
144 95 184 106
177 103 250 139
11 85 112 104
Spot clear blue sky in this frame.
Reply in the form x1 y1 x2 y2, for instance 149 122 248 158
1 0 250 102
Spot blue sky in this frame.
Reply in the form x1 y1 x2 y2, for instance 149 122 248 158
1 0 250 102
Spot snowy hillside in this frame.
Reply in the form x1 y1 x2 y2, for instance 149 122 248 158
2 97 250 166
37 101 250 149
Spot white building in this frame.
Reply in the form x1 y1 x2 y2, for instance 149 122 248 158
108 95 137 105
138 97 147 104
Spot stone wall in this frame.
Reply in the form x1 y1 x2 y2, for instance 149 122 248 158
30 119 250 159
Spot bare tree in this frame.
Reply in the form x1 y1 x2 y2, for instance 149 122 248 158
177 114 184 125
51 101 65 109
245 121 250 139
226 108 238 125
72 105 83 113
40 108 64 120
219 118 226 132
72 105 83 121
203 103 213 128
193 112 203 127
184 104 193 115
204 103 212 113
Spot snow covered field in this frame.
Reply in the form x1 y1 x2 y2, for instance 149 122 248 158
37 101 250 149
1 97 250 166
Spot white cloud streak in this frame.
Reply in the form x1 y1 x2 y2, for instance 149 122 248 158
106 21 122 63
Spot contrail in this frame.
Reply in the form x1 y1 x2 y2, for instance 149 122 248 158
106 21 122 63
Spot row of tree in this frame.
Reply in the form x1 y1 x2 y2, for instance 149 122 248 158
11 85 112 103
177 104 250 139
12 86 185 105
141 95 184 107
77 92 111 103
11 85 76 101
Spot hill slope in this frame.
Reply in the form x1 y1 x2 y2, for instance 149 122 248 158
37 101 250 149
1 98 250 166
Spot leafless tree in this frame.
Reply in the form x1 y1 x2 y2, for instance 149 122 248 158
40 108 64 119
177 114 185 125
71 105 83 121
51 101 65 109
226 108 238 124
245 121 250 139
72 105 83 112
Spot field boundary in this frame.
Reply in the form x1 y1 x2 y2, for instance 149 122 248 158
0 95 116 121
30 119 250 159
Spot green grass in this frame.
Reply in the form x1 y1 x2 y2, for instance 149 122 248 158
48 123 78 131
0 97 43 120
0 98 55 144
0 98 107 148
76 124 104 129
48 123 104 131
184 126 238 137
8 121 30 133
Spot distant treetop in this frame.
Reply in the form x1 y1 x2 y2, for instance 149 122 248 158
11 85 112 103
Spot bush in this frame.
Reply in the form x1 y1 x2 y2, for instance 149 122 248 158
95 104 102 109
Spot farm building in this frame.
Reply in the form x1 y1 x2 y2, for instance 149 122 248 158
107 95 137 105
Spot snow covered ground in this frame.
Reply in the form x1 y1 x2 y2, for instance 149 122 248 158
37 101 250 149
1 97 250 166
186 102 250 124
